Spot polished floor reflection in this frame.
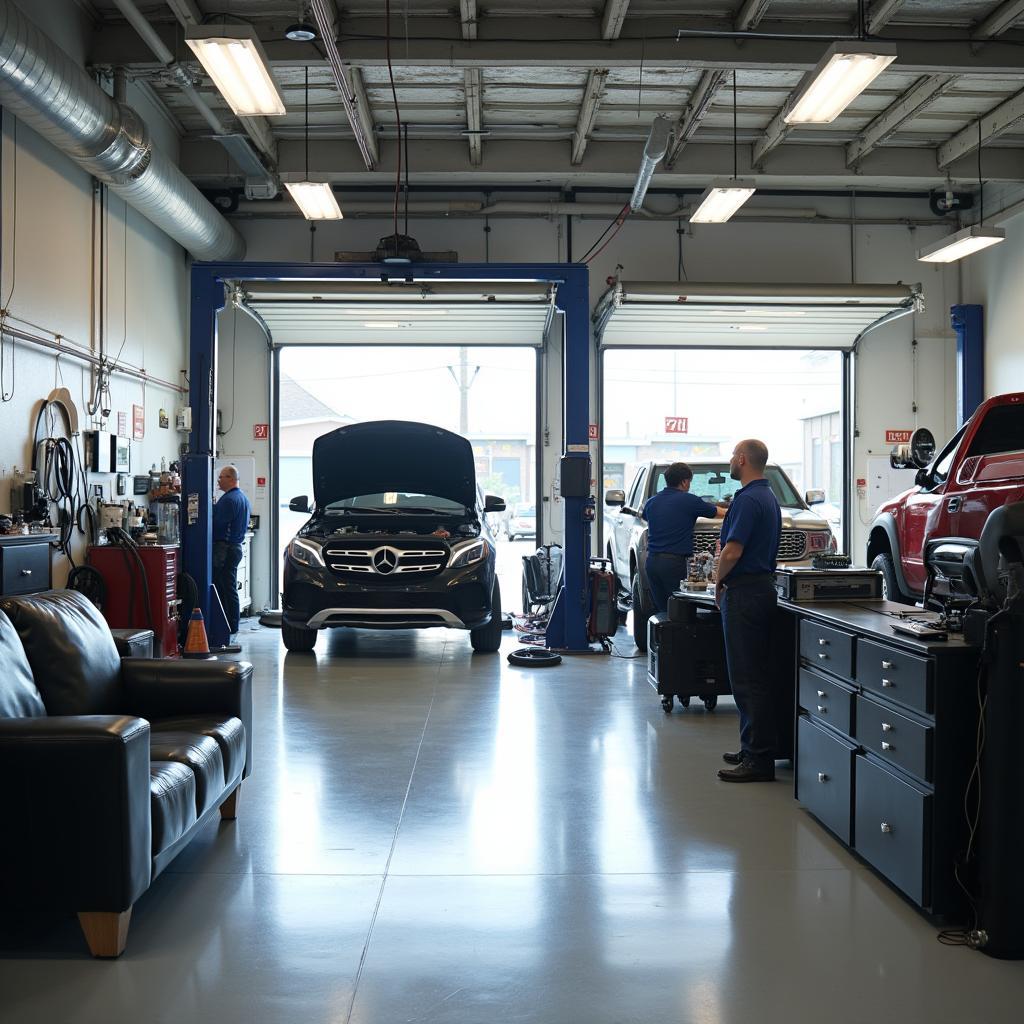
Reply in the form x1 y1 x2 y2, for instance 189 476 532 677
2 623 1022 1022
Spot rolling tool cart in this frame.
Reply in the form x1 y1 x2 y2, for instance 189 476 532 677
647 592 731 712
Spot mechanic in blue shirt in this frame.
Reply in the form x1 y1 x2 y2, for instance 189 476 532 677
643 462 725 613
715 439 782 783
212 464 251 644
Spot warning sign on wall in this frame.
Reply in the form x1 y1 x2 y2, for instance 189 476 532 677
885 429 913 445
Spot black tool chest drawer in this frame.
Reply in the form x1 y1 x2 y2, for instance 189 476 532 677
0 538 52 596
797 716 856 845
856 638 932 715
799 620 855 679
799 667 855 735
855 755 931 907
855 694 932 783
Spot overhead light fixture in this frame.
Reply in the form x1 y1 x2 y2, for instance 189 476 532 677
784 42 897 124
690 179 757 223
916 225 1005 263
285 21 317 42
691 75 756 224
185 25 286 116
285 181 344 220
283 67 343 220
630 115 671 212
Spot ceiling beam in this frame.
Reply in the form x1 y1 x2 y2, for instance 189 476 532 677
735 0 773 31
461 2 482 164
164 0 201 24
751 105 794 166
937 86 1024 167
460 0 478 40
309 0 378 170
570 0 630 164
973 0 1024 38
665 69 726 168
865 0 907 34
846 74 955 166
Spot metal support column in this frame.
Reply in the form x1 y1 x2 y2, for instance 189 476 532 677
951 304 984 426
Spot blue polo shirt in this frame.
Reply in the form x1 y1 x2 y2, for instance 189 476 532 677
643 487 719 555
719 478 781 579
213 487 250 545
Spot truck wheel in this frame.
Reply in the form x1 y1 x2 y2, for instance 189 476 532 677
471 580 503 652
871 553 912 606
282 621 317 652
631 574 651 653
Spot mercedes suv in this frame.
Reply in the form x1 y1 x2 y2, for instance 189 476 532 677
281 420 505 653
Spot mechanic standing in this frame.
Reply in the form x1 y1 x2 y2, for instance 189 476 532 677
715 439 782 783
643 462 725 614
213 464 251 645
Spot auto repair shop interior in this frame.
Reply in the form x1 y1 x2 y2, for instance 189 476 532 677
1 0 1024 1020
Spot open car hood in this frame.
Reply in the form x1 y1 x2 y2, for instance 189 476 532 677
312 420 477 510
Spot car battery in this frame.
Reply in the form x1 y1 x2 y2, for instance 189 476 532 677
88 543 180 658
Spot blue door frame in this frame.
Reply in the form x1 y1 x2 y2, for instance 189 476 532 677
184 260 592 651
950 304 984 426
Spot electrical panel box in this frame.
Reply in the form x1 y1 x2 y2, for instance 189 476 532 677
559 456 591 498
175 407 192 432
112 436 130 473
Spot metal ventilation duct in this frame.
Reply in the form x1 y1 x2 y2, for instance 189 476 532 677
0 0 245 261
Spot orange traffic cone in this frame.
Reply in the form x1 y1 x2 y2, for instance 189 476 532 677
183 608 213 659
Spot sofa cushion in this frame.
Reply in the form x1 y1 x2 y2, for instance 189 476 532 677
152 715 246 784
0 591 122 715
148 730 225 817
150 761 197 856
0 609 46 718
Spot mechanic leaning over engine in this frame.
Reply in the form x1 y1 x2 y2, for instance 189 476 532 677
643 461 726 613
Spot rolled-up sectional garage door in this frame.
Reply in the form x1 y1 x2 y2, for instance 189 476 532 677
594 281 921 350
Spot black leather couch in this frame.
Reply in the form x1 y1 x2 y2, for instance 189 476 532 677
0 590 253 957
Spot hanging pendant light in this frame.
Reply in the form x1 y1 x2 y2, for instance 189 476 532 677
284 65 343 220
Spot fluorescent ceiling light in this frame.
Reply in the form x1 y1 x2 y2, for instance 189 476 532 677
284 182 344 220
690 180 757 224
784 43 897 124
185 25 286 116
917 225 1006 263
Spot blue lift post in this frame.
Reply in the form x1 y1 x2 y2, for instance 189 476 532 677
951 304 984 426
183 260 593 653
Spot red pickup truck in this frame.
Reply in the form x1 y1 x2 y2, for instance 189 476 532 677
867 392 1024 604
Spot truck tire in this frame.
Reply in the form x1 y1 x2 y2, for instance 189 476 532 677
871 553 913 606
282 621 317 652
631 573 652 652
471 580 503 652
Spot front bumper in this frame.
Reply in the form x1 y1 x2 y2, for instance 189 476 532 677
283 557 495 631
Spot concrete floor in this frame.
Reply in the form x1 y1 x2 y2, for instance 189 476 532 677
2 621 1022 1022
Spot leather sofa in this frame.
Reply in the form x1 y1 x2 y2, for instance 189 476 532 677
0 590 253 957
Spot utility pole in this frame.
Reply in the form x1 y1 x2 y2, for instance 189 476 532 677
448 348 480 434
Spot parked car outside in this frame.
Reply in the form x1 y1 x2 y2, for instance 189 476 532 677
507 502 536 541
868 392 1024 604
606 459 836 650
281 420 506 653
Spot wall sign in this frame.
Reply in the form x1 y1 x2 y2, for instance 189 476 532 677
588 423 599 440
132 404 145 441
117 411 127 438
158 408 170 429
665 416 689 434
253 423 269 440
885 429 913 445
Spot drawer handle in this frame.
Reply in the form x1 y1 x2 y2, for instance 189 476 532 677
817 705 828 714
881 822 893 834
818 653 829 660
818 638 829 646
881 660 894 669
882 678 894 688
20 568 32 576
881 722 893 732
881 741 894 752
818 772 829 783
817 690 826 698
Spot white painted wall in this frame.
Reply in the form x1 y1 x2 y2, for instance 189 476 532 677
0 0 189 586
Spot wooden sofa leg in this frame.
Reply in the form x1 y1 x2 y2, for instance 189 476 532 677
78 908 132 958
220 783 241 820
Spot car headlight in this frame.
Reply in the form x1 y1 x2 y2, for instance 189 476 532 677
288 537 325 567
807 530 834 552
450 538 490 568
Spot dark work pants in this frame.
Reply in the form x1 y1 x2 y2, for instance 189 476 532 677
721 576 779 767
645 553 690 613
213 540 243 634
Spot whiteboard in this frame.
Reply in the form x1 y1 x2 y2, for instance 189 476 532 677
866 456 918 518
215 456 257 501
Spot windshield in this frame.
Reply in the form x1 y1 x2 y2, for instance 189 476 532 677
325 492 468 514
654 465 802 508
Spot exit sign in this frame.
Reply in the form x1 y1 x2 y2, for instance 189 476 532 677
885 429 913 444
665 416 689 434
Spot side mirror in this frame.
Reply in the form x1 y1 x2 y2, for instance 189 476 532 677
484 495 506 513
805 488 826 506
289 495 311 513
914 468 930 489
605 489 626 507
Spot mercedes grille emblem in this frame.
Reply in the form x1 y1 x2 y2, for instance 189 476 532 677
372 547 399 574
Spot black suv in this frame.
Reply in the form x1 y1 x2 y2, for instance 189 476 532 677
281 420 505 653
